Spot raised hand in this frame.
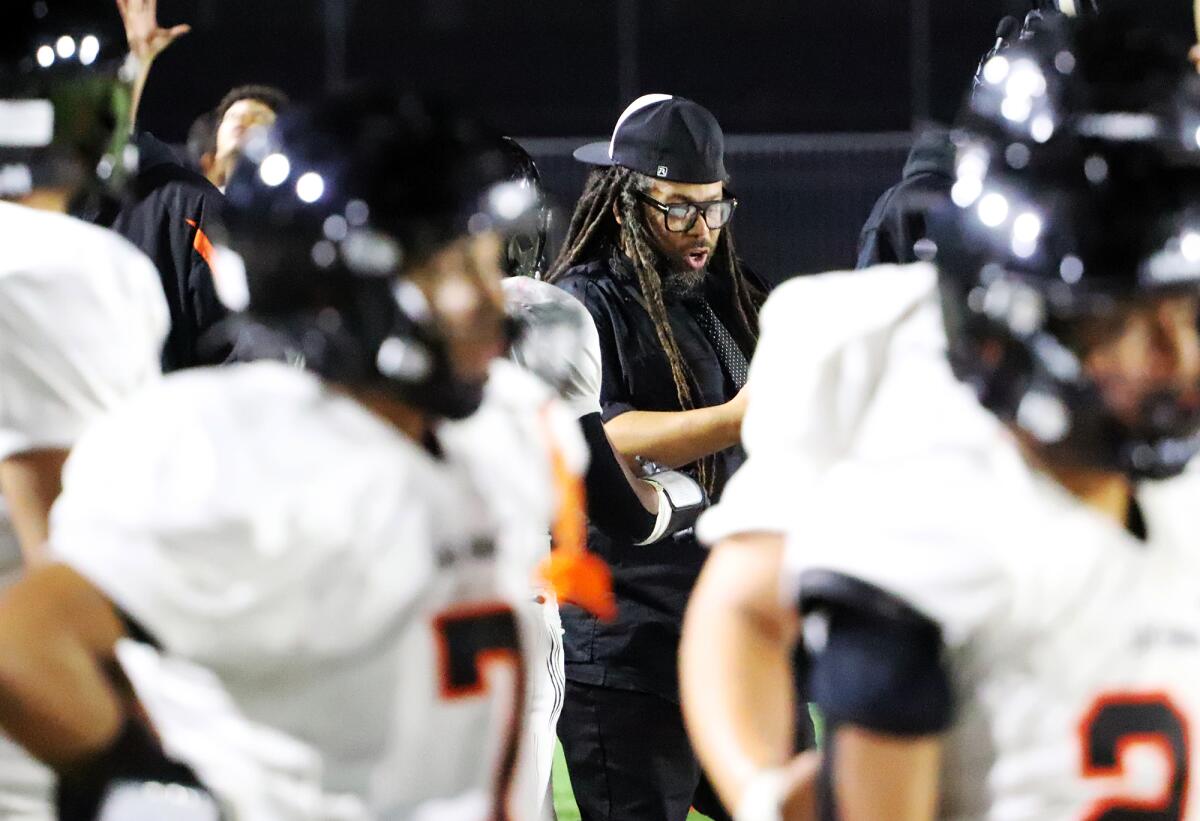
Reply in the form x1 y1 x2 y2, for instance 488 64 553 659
114 0 190 64
114 0 191 127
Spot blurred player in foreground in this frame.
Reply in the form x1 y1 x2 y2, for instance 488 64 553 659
0 2 169 816
0 88 612 819
0 0 167 564
682 10 1200 820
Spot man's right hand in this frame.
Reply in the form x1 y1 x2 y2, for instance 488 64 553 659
115 0 190 65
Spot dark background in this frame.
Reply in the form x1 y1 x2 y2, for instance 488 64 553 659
135 0 1038 280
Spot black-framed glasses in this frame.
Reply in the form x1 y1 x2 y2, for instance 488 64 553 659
635 190 738 233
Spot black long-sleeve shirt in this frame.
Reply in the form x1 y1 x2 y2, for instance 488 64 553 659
554 248 754 702
108 132 232 372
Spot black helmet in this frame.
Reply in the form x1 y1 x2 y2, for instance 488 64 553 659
497 136 551 279
972 1 1102 94
218 88 539 420
0 0 134 201
936 11 1200 480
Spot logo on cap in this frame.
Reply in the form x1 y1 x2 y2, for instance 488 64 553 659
657 165 668 178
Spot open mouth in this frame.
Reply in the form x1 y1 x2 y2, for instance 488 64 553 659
684 249 710 271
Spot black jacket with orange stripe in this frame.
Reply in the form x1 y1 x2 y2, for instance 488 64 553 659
109 131 232 372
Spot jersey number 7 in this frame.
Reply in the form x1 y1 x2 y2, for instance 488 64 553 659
434 604 526 821
1080 692 1190 821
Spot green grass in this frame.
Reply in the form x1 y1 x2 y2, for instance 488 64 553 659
550 742 580 821
552 740 711 820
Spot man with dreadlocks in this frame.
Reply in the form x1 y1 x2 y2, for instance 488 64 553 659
547 94 796 821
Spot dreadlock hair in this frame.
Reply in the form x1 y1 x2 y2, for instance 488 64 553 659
548 166 765 493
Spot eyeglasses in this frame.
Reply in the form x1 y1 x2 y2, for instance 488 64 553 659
635 191 738 233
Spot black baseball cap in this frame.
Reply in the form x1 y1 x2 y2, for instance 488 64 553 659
574 94 727 184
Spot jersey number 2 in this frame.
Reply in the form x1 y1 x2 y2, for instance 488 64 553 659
434 604 524 821
1080 692 1190 821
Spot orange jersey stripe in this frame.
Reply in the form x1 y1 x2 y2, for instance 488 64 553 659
536 404 616 621
184 218 217 271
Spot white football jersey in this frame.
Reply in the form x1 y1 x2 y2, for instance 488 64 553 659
0 201 168 462
0 202 168 573
50 359 585 820
0 202 167 819
700 263 1200 820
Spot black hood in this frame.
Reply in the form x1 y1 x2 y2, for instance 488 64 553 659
902 127 955 182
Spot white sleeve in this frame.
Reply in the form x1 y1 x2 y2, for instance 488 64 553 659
697 264 937 545
561 311 603 420
450 362 591 578
480 359 591 484
0 238 167 459
503 277 602 419
781 458 1009 648
47 395 240 659
48 380 427 666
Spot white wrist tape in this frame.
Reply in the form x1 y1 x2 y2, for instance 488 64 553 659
636 482 674 546
634 469 707 546
735 768 787 821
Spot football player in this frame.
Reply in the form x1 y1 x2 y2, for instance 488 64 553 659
0 88 611 819
0 0 167 564
0 3 168 815
682 10 1200 820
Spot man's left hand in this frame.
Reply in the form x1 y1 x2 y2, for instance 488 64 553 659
115 0 191 64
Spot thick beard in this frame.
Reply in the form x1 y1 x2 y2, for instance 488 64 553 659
661 267 706 299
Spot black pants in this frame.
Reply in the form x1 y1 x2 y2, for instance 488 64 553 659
558 681 732 821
